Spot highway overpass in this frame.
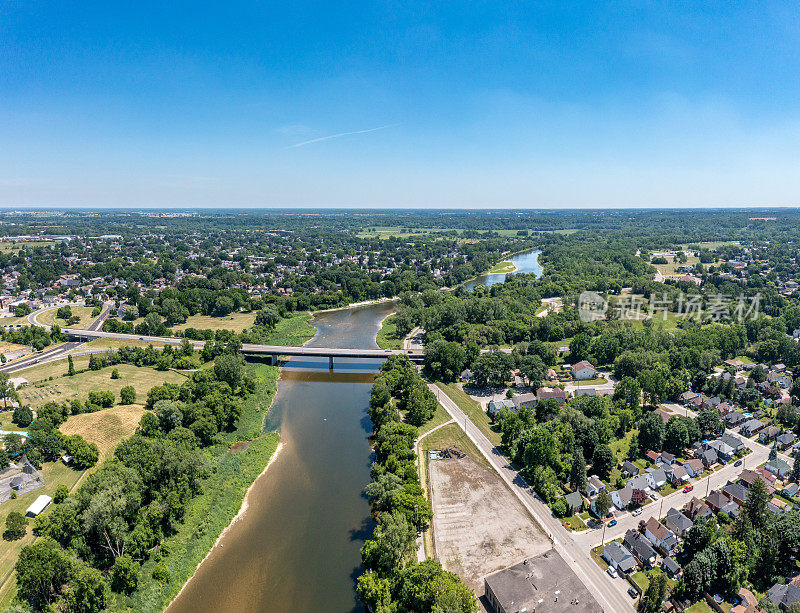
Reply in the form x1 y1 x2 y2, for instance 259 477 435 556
62 327 424 367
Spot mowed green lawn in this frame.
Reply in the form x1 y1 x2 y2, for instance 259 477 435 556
37 305 97 330
436 383 502 447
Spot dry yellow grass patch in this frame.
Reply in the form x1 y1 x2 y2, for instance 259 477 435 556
60 404 147 459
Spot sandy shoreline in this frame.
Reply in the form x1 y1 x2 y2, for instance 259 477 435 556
166 440 284 609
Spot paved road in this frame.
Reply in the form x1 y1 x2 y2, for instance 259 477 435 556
429 383 635 613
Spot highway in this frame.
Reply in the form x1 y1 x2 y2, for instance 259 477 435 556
429 382 636 613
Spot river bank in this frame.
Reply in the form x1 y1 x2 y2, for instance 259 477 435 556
117 362 283 612
167 440 284 608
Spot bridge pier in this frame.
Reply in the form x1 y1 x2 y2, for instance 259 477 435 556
328 356 334 369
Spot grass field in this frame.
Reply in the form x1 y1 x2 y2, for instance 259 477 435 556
36 305 96 330
416 403 452 437
436 383 502 447
0 241 55 253
81 338 168 350
487 261 517 274
60 404 148 459
11 356 90 383
17 363 186 410
262 312 316 345
173 312 257 333
376 313 403 350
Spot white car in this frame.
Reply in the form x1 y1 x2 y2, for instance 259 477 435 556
607 566 618 578
632 508 643 517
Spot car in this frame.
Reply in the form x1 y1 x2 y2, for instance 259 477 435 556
648 492 658 500
139 337 145 340
608 519 617 527
607 566 618 578
628 587 638 599
632 508 642 517
734 460 743 467
683 484 694 493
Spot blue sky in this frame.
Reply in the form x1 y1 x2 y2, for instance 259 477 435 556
1 1 799 208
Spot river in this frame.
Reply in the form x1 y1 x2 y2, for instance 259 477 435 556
167 302 394 613
462 249 543 291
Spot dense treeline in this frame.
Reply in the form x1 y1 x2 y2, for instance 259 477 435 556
357 356 476 613
13 348 255 612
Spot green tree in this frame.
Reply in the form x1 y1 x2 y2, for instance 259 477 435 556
592 444 614 480
469 351 513 388
638 413 665 453
743 477 768 530
52 484 69 504
119 385 136 405
88 354 103 371
12 405 33 427
110 368 120 380
613 376 641 414
639 571 668 612
15 537 74 609
0 372 19 411
67 564 110 613
110 555 140 594
360 511 417 575
595 488 612 518
4 511 28 540
255 304 280 330
664 417 690 455
214 353 244 389
67 354 76 377
570 450 587 494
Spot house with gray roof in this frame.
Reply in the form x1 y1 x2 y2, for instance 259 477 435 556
766 582 800 611
766 458 791 478
586 475 605 497
740 418 764 436
487 399 515 417
664 507 693 537
720 433 745 453
621 461 639 477
563 491 584 514
603 541 637 574
624 530 657 568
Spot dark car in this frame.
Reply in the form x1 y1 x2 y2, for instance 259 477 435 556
734 460 743 467
628 587 638 599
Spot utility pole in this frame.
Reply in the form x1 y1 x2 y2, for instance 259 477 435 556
601 521 607 546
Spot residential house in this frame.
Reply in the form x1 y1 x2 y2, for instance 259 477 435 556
766 582 800 611
702 448 719 468
611 486 634 510
767 371 792 388
665 464 689 484
739 470 775 496
740 419 765 437
777 432 797 450
654 407 672 424
586 475 605 498
680 391 700 405
627 474 651 492
624 530 657 568
721 433 745 454
725 412 747 427
707 440 734 461
759 425 780 443
621 461 640 477
511 393 537 412
722 482 749 507
645 450 661 464
662 557 682 580
645 467 667 490
717 401 732 415
684 497 713 520
783 483 799 498
603 541 637 575
664 507 693 537
487 399 515 417
719 501 740 518
734 375 747 390
660 452 676 465
766 458 791 478
571 360 597 380
706 491 730 513
643 516 678 555
536 386 566 406
683 459 705 478
731 588 760 613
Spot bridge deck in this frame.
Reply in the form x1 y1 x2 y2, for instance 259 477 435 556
63 328 424 361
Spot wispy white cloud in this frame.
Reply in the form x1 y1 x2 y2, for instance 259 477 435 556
287 124 398 148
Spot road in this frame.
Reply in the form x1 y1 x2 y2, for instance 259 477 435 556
429 382 635 613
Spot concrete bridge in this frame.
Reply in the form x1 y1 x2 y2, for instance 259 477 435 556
62 328 424 368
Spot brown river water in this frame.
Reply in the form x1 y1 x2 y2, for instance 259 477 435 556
166 302 394 613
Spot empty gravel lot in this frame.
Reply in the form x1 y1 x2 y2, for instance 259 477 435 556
429 455 551 597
